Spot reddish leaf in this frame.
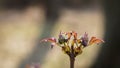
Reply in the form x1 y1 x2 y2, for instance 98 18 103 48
72 31 77 39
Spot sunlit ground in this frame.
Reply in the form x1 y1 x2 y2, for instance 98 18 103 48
0 5 104 68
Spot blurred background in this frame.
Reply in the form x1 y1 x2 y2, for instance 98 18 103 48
0 0 119 68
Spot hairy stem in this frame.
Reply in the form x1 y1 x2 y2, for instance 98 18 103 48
69 46 75 68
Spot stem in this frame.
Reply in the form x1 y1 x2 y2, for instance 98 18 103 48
69 46 75 68
70 55 75 68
